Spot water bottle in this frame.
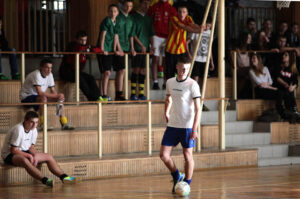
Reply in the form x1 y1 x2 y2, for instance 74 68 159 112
56 100 63 116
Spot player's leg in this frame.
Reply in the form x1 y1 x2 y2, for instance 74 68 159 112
180 128 195 185
130 55 140 100
100 55 113 101
151 36 162 89
114 55 126 100
137 55 146 100
34 152 76 184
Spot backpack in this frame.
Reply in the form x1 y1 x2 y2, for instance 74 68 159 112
257 109 281 123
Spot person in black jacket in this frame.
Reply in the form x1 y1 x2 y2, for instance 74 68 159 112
0 17 19 80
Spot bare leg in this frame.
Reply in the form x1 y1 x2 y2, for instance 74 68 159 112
33 153 64 177
115 69 125 92
159 145 177 172
151 56 159 82
12 155 44 180
102 70 111 96
182 147 194 180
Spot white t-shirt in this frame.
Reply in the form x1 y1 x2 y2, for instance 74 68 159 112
166 77 201 128
20 69 55 100
249 67 273 87
1 123 38 159
190 30 211 63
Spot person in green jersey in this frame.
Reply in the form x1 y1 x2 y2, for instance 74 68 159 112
130 0 154 100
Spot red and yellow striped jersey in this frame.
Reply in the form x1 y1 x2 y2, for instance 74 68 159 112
165 15 194 54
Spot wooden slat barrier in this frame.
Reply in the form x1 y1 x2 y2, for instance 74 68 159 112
271 122 300 144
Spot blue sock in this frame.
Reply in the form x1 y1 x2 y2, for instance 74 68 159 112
171 169 179 181
184 178 192 185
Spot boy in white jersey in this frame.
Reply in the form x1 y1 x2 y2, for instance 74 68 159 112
20 59 73 130
1 111 76 187
160 56 200 194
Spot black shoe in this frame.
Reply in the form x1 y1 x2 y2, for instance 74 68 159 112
115 94 126 101
152 82 160 90
162 83 166 90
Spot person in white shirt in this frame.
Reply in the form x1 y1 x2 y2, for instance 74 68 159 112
1 111 76 187
249 53 282 113
20 59 73 130
160 56 200 194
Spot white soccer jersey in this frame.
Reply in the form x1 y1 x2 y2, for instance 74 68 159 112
20 69 55 100
1 123 38 159
166 77 201 128
191 30 211 63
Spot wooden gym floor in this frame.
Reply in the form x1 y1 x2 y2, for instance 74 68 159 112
1 165 300 199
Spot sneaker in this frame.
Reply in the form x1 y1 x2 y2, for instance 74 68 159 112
12 73 20 80
62 176 77 184
152 82 159 90
0 73 10 80
97 96 104 101
202 104 210 111
130 94 139 100
45 178 54 187
138 95 146 100
115 94 126 101
172 172 185 193
102 95 112 101
61 124 75 130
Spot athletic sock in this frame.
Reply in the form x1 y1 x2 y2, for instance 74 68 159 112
60 116 68 126
59 173 68 181
138 74 145 97
171 169 180 181
116 91 123 97
131 73 138 95
184 178 192 185
41 177 48 184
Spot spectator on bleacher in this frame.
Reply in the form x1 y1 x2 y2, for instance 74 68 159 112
20 59 74 130
1 111 77 188
277 21 290 42
252 31 270 51
59 31 102 101
274 51 299 114
287 23 300 47
262 19 276 47
249 53 282 113
114 0 134 100
236 32 252 99
186 17 214 83
0 17 20 80
96 4 120 102
164 4 203 82
245 17 257 42
130 0 155 100
147 0 177 90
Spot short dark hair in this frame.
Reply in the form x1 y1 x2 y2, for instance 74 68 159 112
108 4 119 11
247 17 256 24
177 56 191 65
24 111 39 121
139 0 150 3
177 3 188 11
76 30 87 39
40 58 53 67
123 0 133 4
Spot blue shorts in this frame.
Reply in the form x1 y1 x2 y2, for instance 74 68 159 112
21 95 39 111
161 127 195 148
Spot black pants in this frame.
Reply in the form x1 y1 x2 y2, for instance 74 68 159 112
278 88 297 111
61 71 100 101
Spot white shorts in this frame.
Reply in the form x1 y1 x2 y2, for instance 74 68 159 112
153 35 166 57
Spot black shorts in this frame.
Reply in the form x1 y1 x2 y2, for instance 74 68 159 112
113 55 125 71
4 150 31 165
191 62 206 77
97 54 114 73
132 54 146 68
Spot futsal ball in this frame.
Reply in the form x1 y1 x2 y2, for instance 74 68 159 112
175 181 190 197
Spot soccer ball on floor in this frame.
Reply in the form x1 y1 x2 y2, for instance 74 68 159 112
175 181 190 197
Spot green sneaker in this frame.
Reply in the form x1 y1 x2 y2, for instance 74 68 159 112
45 178 54 187
63 176 77 184
0 73 10 80
98 96 104 101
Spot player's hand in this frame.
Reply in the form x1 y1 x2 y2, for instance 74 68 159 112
57 93 65 101
104 51 109 55
131 49 137 56
190 131 198 140
210 63 215 71
165 113 169 123
289 84 296 92
32 156 39 167
27 154 34 165
141 46 146 53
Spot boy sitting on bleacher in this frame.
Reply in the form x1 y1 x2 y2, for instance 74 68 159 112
1 111 76 187
20 59 73 130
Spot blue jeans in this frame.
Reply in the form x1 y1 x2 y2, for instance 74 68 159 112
0 48 19 77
